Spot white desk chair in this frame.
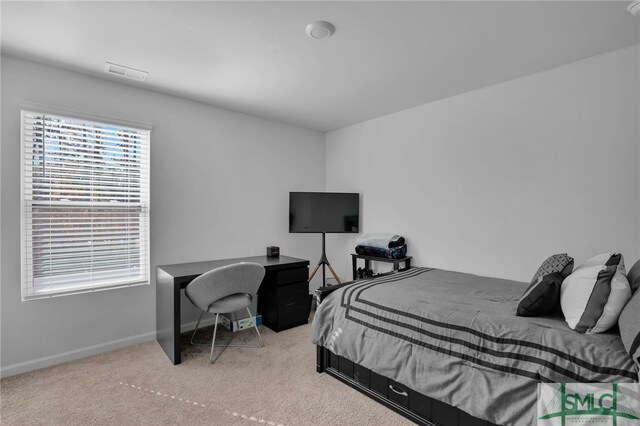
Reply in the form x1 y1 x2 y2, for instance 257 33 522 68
185 262 265 364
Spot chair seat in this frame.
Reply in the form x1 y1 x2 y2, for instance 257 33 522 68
207 293 252 314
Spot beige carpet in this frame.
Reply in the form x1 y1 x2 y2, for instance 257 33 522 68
1 320 412 425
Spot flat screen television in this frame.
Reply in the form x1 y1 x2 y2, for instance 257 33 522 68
289 192 359 233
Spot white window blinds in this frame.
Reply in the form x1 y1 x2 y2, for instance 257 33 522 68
21 110 150 300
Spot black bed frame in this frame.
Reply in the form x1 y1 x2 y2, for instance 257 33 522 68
314 278 500 426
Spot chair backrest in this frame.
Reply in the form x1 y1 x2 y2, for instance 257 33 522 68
185 262 265 312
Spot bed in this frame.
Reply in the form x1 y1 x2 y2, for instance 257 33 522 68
311 267 638 426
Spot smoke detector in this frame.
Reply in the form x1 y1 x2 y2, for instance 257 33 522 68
305 21 335 40
628 1 640 16
105 62 148 81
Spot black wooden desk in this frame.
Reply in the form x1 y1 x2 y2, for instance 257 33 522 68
156 255 309 365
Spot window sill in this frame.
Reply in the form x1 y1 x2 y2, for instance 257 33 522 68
22 280 149 301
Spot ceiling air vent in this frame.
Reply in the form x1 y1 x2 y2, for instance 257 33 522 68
105 62 148 81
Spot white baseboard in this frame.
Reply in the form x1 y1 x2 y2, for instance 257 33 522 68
180 316 218 334
0 316 221 379
1 331 155 379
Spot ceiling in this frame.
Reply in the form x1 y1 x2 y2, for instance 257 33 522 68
2 1 639 132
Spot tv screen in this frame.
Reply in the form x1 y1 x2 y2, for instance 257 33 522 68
289 192 359 233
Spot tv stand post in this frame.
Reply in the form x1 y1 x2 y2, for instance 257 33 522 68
309 232 341 287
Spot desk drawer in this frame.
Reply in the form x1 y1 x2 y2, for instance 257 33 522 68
275 267 308 285
277 281 308 303
276 282 309 328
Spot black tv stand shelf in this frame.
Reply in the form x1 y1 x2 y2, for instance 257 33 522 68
351 254 412 280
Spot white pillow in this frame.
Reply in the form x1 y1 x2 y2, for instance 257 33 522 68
560 253 631 334
577 252 620 270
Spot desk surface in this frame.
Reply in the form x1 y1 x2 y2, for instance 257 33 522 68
157 255 309 280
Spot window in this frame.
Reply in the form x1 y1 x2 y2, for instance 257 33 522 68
21 110 150 300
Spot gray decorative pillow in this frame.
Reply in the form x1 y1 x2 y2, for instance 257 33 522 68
530 253 574 285
618 288 640 367
516 272 563 317
627 259 640 294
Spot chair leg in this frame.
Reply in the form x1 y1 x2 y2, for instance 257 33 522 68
209 313 219 364
248 307 264 348
209 313 237 364
190 311 205 345
206 308 264 364
227 307 264 348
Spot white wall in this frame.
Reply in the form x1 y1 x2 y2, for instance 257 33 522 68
2 44 639 377
325 45 640 282
0 56 325 376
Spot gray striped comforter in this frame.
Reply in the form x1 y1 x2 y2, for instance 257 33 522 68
311 268 638 425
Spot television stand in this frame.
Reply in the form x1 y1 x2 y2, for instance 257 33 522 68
351 253 412 280
309 232 341 287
